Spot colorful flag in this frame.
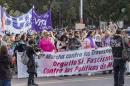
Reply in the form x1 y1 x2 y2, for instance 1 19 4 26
5 9 32 34
32 9 52 32
1 6 6 32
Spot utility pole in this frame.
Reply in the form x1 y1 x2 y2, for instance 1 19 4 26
80 0 83 23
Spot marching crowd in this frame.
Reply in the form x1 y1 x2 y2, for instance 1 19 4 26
0 24 130 86
0 28 120 55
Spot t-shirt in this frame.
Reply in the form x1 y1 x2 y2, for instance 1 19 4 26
110 35 123 58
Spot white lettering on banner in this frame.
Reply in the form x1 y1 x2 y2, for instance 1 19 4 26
33 18 47 26
37 26 52 30
17 47 113 78
5 9 32 34
43 14 49 18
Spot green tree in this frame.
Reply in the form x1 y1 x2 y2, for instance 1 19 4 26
0 0 80 27
1 0 130 27
84 0 128 22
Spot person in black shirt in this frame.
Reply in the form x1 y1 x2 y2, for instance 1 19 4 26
110 29 126 86
14 34 27 52
26 39 38 86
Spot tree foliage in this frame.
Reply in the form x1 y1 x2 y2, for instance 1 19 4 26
84 0 129 21
0 0 130 26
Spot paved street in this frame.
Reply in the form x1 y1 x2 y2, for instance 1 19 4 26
12 74 130 86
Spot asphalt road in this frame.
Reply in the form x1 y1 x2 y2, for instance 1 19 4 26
12 74 130 86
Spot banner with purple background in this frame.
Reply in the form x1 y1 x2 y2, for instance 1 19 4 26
32 9 52 32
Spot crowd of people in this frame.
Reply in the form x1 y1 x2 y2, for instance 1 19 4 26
0 25 130 86
0 28 119 54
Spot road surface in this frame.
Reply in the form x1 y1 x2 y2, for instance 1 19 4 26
12 74 130 86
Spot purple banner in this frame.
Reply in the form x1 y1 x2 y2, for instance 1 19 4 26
32 10 52 32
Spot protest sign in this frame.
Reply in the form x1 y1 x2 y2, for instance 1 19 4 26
75 23 85 30
17 47 113 78
0 6 52 33
32 9 52 32
5 9 32 34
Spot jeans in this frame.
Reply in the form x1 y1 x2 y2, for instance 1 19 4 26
0 80 11 86
113 59 126 86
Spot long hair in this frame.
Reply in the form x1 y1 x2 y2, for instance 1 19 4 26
21 34 26 41
86 31 93 38
0 45 8 56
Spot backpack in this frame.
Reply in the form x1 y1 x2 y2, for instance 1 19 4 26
21 51 29 65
